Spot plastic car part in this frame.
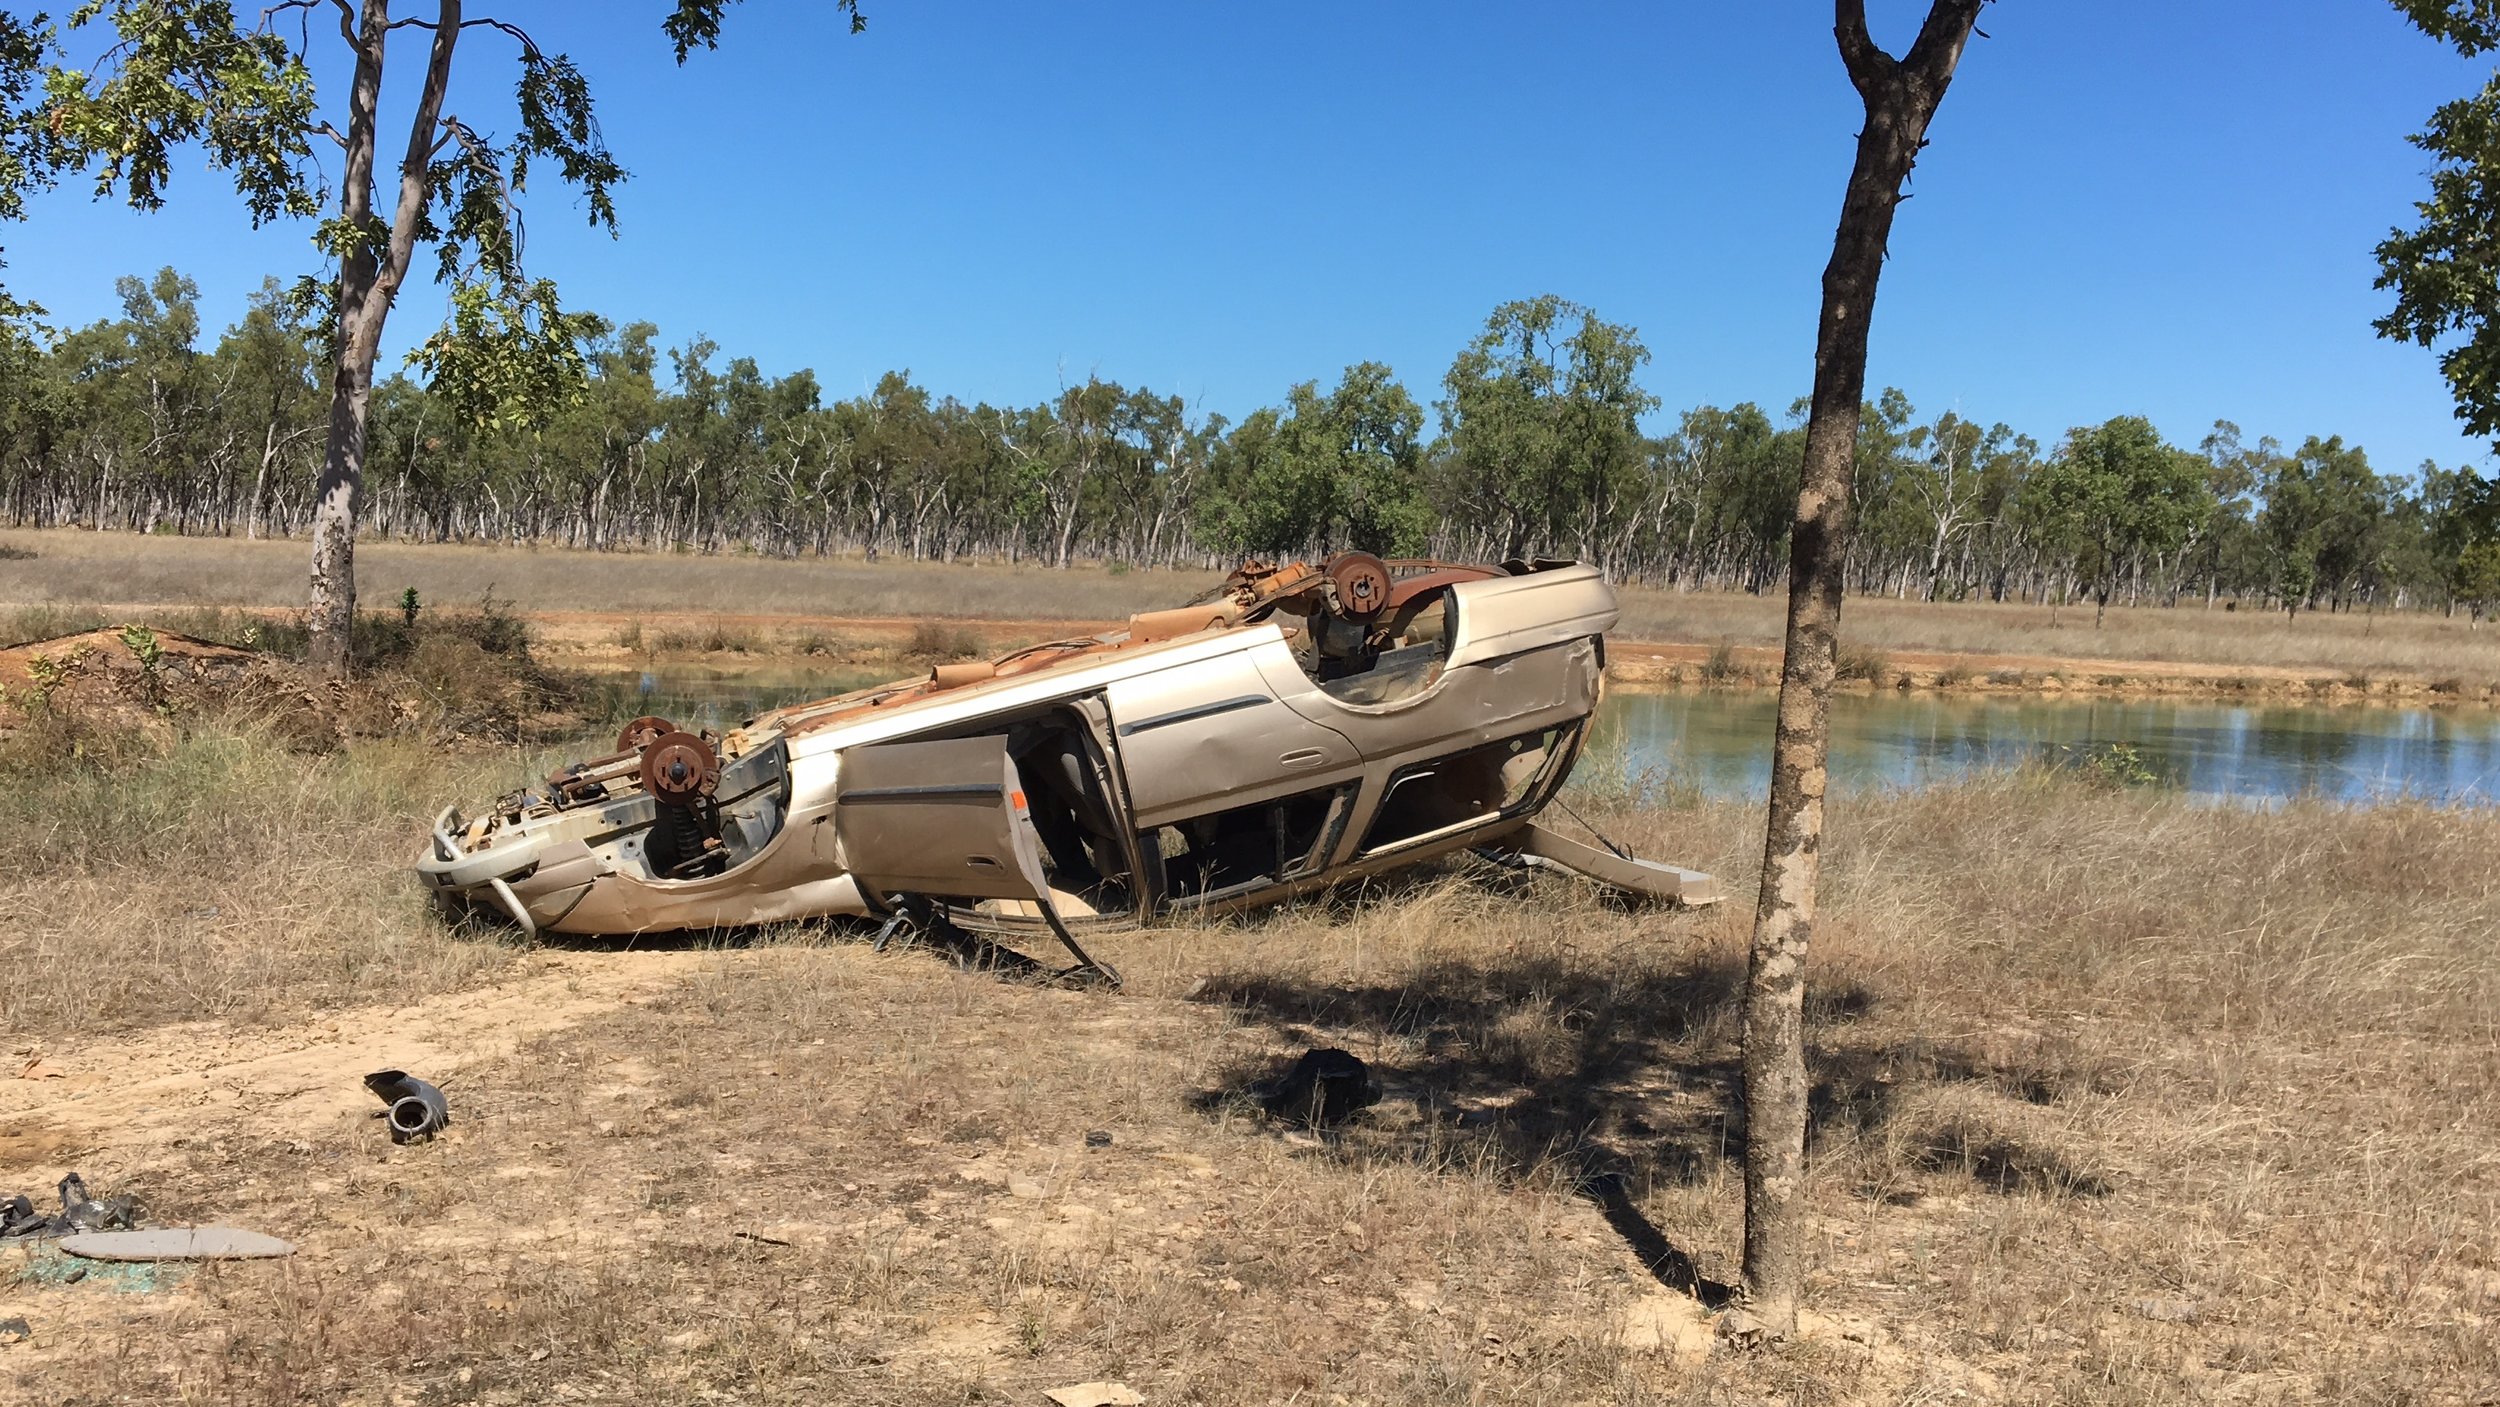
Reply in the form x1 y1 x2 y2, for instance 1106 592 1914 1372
364 1069 451 1143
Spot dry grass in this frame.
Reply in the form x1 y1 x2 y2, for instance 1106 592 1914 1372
0 722 542 1037
0 529 1198 624
3 719 2496 1404
10 529 2498 683
1613 588 2500 680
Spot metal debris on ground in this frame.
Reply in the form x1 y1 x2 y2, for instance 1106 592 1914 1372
1044 1383 1145 1407
1249 1047 1382 1126
0 1173 138 1241
58 1227 295 1262
364 1069 451 1143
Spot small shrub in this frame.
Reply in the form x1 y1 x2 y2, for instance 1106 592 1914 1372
2342 670 2372 691
2430 675 2465 696
1700 639 1739 683
1836 643 1889 684
612 619 646 653
399 587 423 627
656 622 760 654
1936 660 1976 688
791 628 836 657
0 543 34 561
2060 741 2165 790
445 586 531 657
907 621 984 660
1986 668 2026 687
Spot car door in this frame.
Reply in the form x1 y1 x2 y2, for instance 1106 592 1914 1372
1102 634 1361 828
830 735 1054 907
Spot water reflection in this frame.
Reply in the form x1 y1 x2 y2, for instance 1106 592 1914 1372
1591 691 2500 807
579 665 888 736
586 665 2500 808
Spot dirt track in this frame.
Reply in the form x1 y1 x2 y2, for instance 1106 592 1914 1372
2 949 711 1175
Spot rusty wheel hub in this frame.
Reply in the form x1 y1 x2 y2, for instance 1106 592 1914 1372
1324 551 1392 620
640 731 719 808
617 715 678 753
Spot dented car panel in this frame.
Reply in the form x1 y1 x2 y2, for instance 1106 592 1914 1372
415 556 1720 942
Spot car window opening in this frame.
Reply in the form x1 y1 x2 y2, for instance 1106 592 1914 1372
1148 783 1357 906
1006 714 1138 916
1358 725 1575 855
1294 588 1454 706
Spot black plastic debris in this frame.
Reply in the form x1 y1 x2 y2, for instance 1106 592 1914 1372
1249 1047 1381 1126
364 1069 451 1143
0 1173 139 1241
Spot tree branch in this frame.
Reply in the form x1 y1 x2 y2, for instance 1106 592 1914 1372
1902 0 1989 89
386 13 542 59
372 0 464 312
1834 0 1892 93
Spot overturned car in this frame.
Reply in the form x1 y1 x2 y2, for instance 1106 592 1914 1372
417 555 1718 980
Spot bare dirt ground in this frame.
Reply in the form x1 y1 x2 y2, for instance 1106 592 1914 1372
1 948 710 1168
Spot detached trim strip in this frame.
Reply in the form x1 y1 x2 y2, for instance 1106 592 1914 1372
1119 693 1271 737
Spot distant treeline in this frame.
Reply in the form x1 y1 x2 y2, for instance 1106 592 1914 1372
5 270 2498 619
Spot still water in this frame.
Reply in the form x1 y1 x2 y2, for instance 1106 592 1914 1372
1591 691 2500 806
594 667 2500 808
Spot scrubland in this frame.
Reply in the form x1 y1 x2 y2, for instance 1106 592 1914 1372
2 688 2493 1403
7 528 2500 688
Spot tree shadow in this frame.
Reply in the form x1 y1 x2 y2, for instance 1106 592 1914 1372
1191 943 2105 1298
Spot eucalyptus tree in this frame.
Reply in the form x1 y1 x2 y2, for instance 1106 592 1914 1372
37 0 864 672
1897 410 2010 600
1197 362 1430 560
2024 417 2212 626
217 277 325 540
2380 2 2500 443
1739 0 1988 1341
1440 295 1655 564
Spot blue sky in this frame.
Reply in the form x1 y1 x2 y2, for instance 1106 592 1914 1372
12 1 2492 474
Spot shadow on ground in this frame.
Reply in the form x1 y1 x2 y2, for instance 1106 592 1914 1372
1192 927 2110 1297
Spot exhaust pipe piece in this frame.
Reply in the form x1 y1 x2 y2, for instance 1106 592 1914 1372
364 1070 450 1144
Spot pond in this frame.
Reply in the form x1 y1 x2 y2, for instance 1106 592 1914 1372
1590 690 2500 807
587 666 2500 808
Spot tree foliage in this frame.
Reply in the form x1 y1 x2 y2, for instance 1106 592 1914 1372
3 268 2484 622
2379 1 2500 437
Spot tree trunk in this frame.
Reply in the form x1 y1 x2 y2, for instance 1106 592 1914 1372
307 0 462 676
1740 0 1984 1341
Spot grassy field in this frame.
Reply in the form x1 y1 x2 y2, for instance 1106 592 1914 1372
5 527 2499 683
1 707 2492 1404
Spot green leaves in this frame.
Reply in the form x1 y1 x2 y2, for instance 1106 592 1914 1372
2393 0 2500 55
1439 295 1657 562
2375 74 2500 437
44 1 320 226
1196 362 1431 558
665 0 865 64
511 49 624 233
407 276 604 432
